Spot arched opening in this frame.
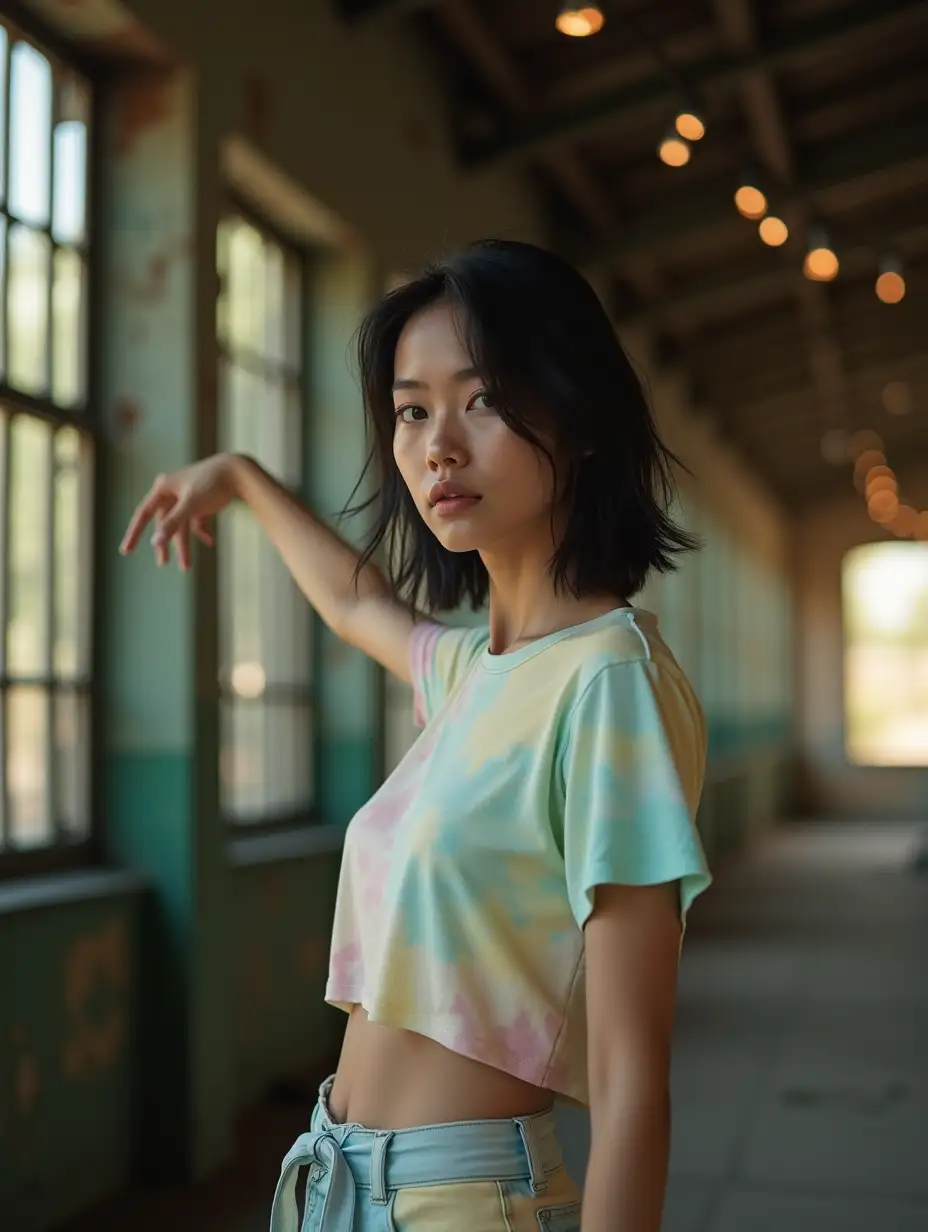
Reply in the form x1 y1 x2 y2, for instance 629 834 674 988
842 542 928 766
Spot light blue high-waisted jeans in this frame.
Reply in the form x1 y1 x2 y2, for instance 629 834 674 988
269 1074 582 1232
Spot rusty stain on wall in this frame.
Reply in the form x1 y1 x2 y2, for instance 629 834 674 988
0 1023 41 1166
113 69 176 158
118 236 192 305
61 917 129 1081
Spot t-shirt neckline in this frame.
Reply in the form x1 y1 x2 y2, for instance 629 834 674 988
479 605 655 673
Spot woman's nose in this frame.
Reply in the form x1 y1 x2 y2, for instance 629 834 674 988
426 428 466 470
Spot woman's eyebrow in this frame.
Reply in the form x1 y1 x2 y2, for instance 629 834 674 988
392 367 481 393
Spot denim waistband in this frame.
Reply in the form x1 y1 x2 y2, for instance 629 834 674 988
268 1073 562 1232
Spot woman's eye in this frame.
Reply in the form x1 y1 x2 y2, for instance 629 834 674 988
470 391 496 410
396 405 427 423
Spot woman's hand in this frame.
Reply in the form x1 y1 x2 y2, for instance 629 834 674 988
119 452 242 570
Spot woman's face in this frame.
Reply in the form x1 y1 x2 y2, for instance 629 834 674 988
391 303 567 557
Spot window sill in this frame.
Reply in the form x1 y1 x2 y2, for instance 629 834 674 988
0 867 149 917
229 823 346 868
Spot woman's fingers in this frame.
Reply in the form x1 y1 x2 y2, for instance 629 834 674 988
174 525 192 572
191 517 215 548
153 509 171 567
120 482 172 555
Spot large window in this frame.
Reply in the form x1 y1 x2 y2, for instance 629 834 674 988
216 212 314 825
843 542 928 766
0 22 93 864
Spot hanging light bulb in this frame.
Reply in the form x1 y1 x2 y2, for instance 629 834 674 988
675 108 706 142
555 4 605 36
875 255 906 304
758 215 788 246
734 172 767 220
658 129 691 167
803 226 839 282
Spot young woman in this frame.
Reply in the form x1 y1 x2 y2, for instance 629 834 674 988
120 239 712 1232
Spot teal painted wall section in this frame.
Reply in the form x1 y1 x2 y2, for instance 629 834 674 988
0 889 143 1230
232 850 345 1108
96 67 234 1184
308 250 381 825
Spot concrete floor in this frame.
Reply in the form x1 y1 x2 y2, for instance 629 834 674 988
65 820 928 1231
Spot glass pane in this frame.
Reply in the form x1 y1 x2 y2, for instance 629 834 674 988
7 686 51 847
8 225 51 395
0 28 8 201
285 383 303 487
55 690 89 838
218 501 262 676
8 415 52 676
52 121 87 245
227 220 265 356
260 546 311 686
216 219 232 343
0 215 7 377
54 427 81 676
9 42 52 228
264 241 285 365
52 247 85 406
221 701 313 822
843 543 928 766
285 254 302 368
222 360 261 459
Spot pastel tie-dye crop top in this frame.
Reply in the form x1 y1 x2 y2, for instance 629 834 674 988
324 606 712 1106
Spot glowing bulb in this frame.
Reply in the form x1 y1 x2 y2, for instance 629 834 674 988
675 111 705 141
868 489 899 524
803 246 839 282
759 216 788 246
735 184 767 219
876 270 906 304
658 136 691 167
555 4 605 36
231 661 266 699
889 505 919 537
849 430 884 459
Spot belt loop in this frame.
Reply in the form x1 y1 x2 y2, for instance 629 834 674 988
515 1116 548 1195
369 1130 394 1205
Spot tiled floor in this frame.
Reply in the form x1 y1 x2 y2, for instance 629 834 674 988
64 820 928 1231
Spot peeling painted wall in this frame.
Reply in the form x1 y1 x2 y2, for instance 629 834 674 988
0 894 141 1230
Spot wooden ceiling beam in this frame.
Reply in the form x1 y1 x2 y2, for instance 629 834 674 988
436 0 617 238
588 110 928 272
712 0 850 434
459 0 928 168
732 351 928 422
615 215 928 331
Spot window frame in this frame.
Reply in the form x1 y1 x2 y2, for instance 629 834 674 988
0 8 100 880
216 193 319 832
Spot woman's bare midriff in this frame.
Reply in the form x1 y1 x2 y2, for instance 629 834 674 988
327 1006 555 1130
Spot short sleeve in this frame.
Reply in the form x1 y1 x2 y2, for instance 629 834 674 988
557 659 711 931
409 620 489 727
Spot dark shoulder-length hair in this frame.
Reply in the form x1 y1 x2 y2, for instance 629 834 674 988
342 238 698 613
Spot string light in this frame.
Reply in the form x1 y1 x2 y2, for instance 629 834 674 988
555 4 605 36
734 174 767 220
758 215 788 246
658 129 691 167
876 255 906 304
803 227 839 282
675 109 706 141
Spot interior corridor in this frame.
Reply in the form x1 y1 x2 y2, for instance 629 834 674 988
63 820 928 1232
